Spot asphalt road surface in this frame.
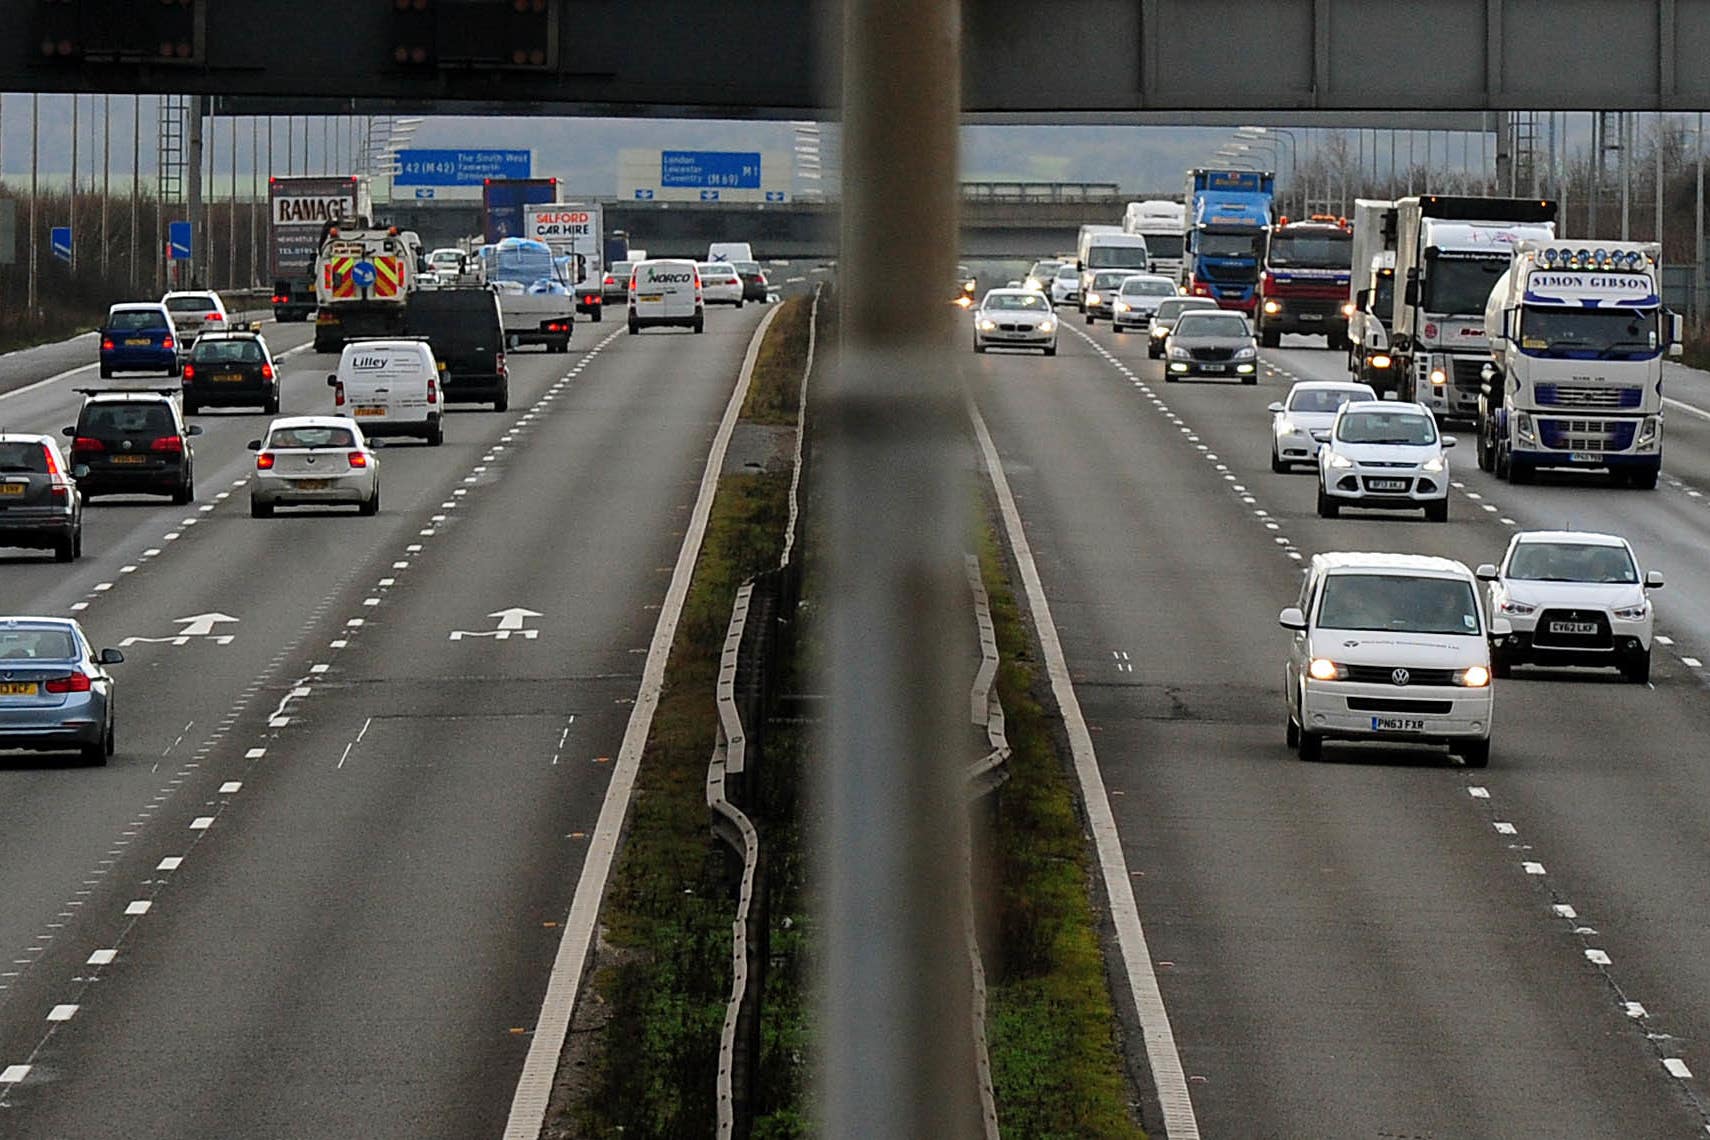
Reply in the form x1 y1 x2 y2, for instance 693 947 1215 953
969 319 1710 1138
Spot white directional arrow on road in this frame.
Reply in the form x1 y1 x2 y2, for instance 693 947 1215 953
449 607 542 641
120 612 240 647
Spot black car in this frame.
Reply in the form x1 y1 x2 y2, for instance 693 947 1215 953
403 287 509 410
181 330 280 415
65 389 202 503
0 434 84 562
603 260 634 305
732 260 769 302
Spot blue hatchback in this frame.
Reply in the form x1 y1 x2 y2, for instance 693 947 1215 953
100 304 181 379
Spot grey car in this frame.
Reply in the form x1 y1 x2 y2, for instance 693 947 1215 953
0 434 85 562
1164 310 1260 383
0 617 123 764
1146 296 1224 358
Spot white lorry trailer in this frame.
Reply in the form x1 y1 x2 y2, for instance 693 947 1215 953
1123 200 1187 283
1477 240 1680 488
1346 199 1398 392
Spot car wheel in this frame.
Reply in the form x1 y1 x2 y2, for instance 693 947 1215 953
81 724 110 767
1493 439 1511 480
99 365 113 379
974 340 986 354
1458 739 1491 768
1285 713 1299 748
1113 324 1126 334
1164 372 1178 382
183 398 199 416
1148 345 1161 359
427 418 445 447
494 386 509 413
1315 485 1340 518
628 318 639 335
1261 328 1281 349
251 499 273 518
694 313 706 334
265 393 281 416
591 307 603 322
1490 646 1512 679
72 528 83 559
1622 649 1652 684
1085 313 1095 325
1476 426 1494 472
735 299 744 309
359 486 380 516
1297 727 1323 762
1425 498 1448 523
172 479 194 506
1270 445 1287 474
1242 372 1258 386
54 534 76 563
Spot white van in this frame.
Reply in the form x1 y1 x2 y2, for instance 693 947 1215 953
707 241 754 264
329 338 444 445
628 259 704 334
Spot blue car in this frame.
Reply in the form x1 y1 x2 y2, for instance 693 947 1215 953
0 618 123 765
99 303 182 379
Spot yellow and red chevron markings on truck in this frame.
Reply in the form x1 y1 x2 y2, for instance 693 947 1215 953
372 256 404 299
324 256 358 299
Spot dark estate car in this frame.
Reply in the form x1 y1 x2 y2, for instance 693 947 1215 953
0 434 84 562
65 389 202 503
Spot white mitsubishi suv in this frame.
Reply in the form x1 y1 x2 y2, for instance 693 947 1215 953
1316 400 1454 522
1478 530 1662 683
1280 552 1507 767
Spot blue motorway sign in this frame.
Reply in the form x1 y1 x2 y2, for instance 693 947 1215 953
634 189 655 200
50 225 71 263
765 190 788 203
661 150 762 190
394 149 532 187
168 220 192 261
700 190 720 202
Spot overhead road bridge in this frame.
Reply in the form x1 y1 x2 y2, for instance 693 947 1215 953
8 0 1710 112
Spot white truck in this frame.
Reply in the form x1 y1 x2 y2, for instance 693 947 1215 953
1389 195 1558 421
1477 240 1680 488
311 225 418 354
1122 200 1186 283
526 204 605 321
475 237 576 353
1346 199 1398 392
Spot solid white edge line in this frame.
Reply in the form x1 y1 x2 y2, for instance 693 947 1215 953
0 361 99 403
967 397 1201 1138
502 304 784 1139
1663 395 1710 422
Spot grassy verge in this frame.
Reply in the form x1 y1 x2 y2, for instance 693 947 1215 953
555 293 817 1139
979 520 1147 1140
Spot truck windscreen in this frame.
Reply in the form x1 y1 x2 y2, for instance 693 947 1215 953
1520 306 1660 357
1088 246 1149 270
1374 275 1394 315
1136 233 1184 258
1197 232 1261 258
1267 233 1351 269
1425 256 1507 315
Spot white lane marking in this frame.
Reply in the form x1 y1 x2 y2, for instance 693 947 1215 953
1585 949 1612 965
189 817 213 830
219 781 242 794
0 361 99 404
125 901 151 916
244 748 266 759
157 856 183 871
1626 1001 1648 1018
1664 1058 1694 1079
503 304 784 1140
1469 786 1490 799
0 1065 29 1083
1523 861 1548 875
1554 904 1578 918
1664 395 1710 422
968 398 1200 1137
86 949 116 966
1494 821 1517 835
1657 636 1675 646
1500 517 1517 526
46 1005 76 1022
1684 657 1703 669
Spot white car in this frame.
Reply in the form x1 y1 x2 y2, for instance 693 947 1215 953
973 288 1058 355
1281 552 1503 767
1049 264 1080 307
161 290 229 345
1268 380 1377 471
428 247 466 274
1315 401 1454 522
1477 531 1662 683
1110 274 1179 332
248 416 381 518
697 263 745 307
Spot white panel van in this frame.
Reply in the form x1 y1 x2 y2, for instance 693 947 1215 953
329 338 444 445
628 259 704 334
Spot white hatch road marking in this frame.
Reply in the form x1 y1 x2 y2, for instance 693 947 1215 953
504 305 782 1139
1523 861 1548 875
968 398 1201 1138
124 901 151 916
1586 949 1613 965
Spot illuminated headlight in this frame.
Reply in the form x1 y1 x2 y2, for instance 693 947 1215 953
1150 325 1168 338
1114 300 1131 313
1514 412 1537 444
1614 602 1650 621
1263 299 1281 314
1236 363 1256 374
1169 362 1189 372
1340 301 1355 317
1234 346 1256 360
1370 353 1392 369
963 279 977 293
1168 345 1191 360
1499 599 1536 615
1429 368 1447 386
1086 292 1101 305
1422 454 1446 473
1456 665 1491 688
1636 416 1661 448
1328 452 1355 468
1025 278 1042 290
1308 657 1345 681
1274 417 1296 436
1038 319 1056 333
977 318 997 331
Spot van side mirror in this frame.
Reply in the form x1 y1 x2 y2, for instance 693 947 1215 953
1646 570 1665 589
1277 606 1307 631
1404 279 1420 306
1489 617 1513 638
1475 563 1499 581
327 374 339 387
1669 311 1684 356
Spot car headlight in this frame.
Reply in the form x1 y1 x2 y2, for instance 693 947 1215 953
1150 325 1167 338
1274 417 1296 436
1038 319 1056 333
1422 455 1446 473
1341 301 1356 317
1086 292 1101 305
977 318 997 331
1499 599 1536 616
1613 603 1650 621
1514 412 1537 443
1308 657 1345 681
1429 368 1447 386
1370 353 1392 369
1262 299 1281 314
1168 345 1190 359
1456 665 1491 688
1328 452 1355 468
1114 300 1130 313
1234 346 1256 360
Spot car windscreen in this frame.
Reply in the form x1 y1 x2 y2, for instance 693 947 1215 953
1336 410 1437 445
0 628 77 660
1154 300 1215 321
1289 388 1373 414
165 296 217 313
191 339 264 363
1317 574 1480 636
1507 542 1638 584
733 261 762 274
0 441 51 473
1121 278 1175 296
985 293 1048 311
1197 232 1261 258
107 310 168 331
269 426 357 449
1172 314 1249 338
697 265 738 280
611 262 634 277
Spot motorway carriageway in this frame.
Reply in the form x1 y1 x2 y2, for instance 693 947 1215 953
969 316 1710 1137
0 279 818 1137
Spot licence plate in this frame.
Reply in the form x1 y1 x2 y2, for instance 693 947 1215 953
1371 716 1425 731
0 682 38 697
0 484 23 495
109 454 147 464
214 372 244 382
125 337 151 346
1569 452 1601 464
353 406 385 417
1368 478 1408 491
294 479 331 491
639 294 663 303
1300 313 1324 321
1550 621 1599 635
1200 363 1226 373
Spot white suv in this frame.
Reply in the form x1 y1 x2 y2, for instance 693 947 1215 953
1478 530 1662 683
1280 552 1508 767
1315 400 1454 522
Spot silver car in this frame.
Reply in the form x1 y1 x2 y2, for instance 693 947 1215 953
161 291 229 346
249 416 382 517
1164 310 1260 383
0 617 123 764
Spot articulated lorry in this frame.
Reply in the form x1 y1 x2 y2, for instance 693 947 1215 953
1256 214 1352 347
1478 240 1680 488
1346 199 1398 392
1123 199 1186 282
312 225 419 353
1388 195 1557 420
482 177 560 243
269 176 371 322
1182 168 1274 312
